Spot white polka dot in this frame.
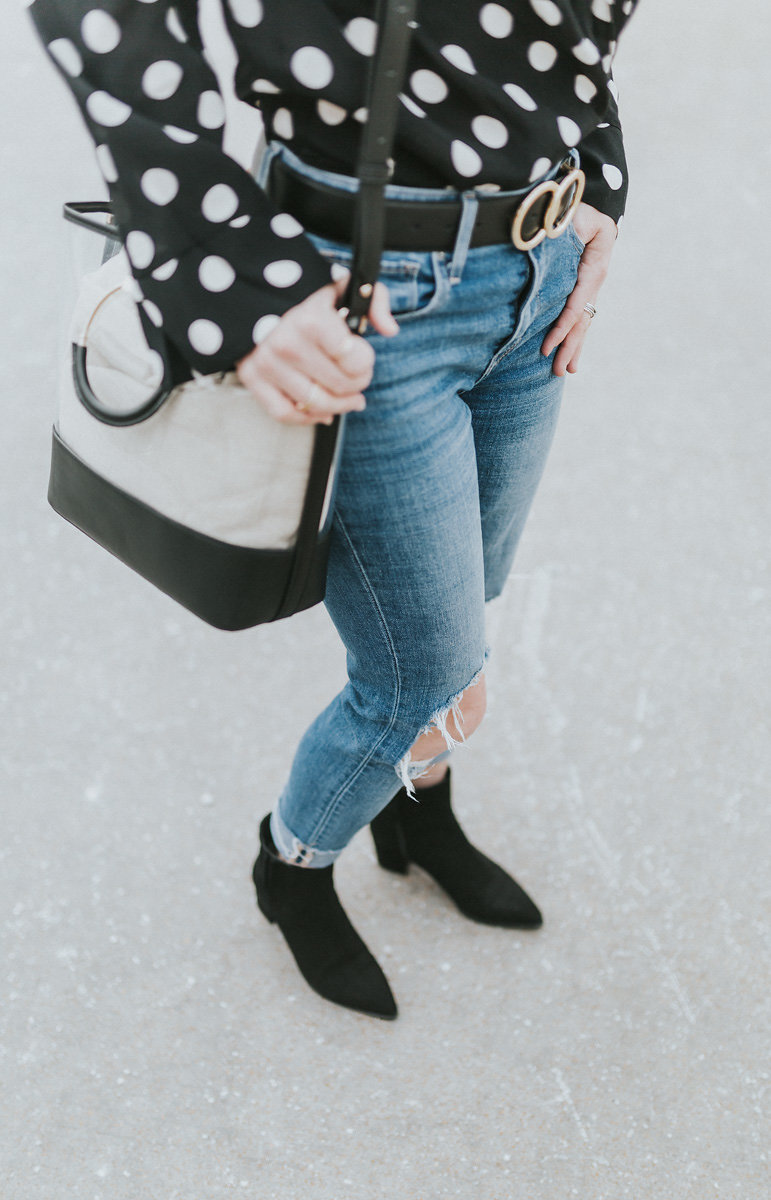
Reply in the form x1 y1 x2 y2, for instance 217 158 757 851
95 143 117 182
591 0 614 20
140 168 179 205
530 0 563 26
353 107 368 123
251 79 280 94
199 256 236 292
450 140 483 177
142 60 183 101
188 320 223 356
344 17 377 56
263 260 303 288
317 100 347 125
399 93 426 119
440 45 477 74
86 91 132 127
410 69 448 104
557 116 582 146
227 0 263 27
573 38 601 65
528 41 558 71
81 10 122 54
142 299 163 327
529 157 552 182
471 115 509 149
290 46 334 90
574 74 598 103
151 258 179 282
479 4 513 38
229 214 251 228
270 213 304 238
201 184 239 222
163 124 198 143
253 314 280 343
165 8 188 42
602 163 623 190
197 91 226 128
503 83 537 111
48 38 82 76
272 108 294 139
125 231 155 269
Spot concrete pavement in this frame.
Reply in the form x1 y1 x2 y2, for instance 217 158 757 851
1 2 769 1197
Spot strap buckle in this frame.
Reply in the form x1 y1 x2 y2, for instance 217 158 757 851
510 167 586 252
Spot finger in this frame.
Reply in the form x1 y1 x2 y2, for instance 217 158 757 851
551 320 588 376
268 332 373 397
368 281 399 337
317 318 375 379
255 382 329 426
542 286 599 356
262 358 367 415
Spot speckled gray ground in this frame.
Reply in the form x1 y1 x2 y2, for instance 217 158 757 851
2 3 769 1199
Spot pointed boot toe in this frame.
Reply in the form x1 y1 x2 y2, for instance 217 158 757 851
253 815 398 1020
454 847 543 929
316 948 398 1021
370 770 543 931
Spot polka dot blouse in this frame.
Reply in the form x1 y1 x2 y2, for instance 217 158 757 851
28 1 639 376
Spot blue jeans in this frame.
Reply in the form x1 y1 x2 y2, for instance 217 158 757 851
255 142 583 866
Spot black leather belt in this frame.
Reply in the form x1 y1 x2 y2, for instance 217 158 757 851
266 154 586 253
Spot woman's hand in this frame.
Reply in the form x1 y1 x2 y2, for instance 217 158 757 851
541 202 618 377
236 272 398 425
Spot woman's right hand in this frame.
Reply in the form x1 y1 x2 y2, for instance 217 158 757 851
236 273 399 425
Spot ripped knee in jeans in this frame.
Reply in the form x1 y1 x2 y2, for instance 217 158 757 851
394 653 489 799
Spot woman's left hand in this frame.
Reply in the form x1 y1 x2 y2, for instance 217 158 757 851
541 202 618 376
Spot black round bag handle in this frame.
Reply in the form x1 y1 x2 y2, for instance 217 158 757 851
64 201 175 427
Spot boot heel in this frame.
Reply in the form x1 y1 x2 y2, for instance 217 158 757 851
371 807 410 875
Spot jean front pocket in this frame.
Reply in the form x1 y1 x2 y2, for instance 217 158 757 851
308 233 447 323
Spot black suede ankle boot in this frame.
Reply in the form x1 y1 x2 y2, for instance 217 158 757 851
252 815 397 1020
370 769 543 929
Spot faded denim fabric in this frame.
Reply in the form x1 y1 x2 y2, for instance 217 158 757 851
255 143 583 865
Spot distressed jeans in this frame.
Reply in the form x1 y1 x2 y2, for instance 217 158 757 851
255 142 583 866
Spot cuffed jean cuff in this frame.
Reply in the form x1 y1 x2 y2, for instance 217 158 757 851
269 807 344 869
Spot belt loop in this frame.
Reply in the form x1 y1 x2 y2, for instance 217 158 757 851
449 191 480 285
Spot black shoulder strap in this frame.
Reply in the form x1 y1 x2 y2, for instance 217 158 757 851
276 1 416 621
344 0 417 332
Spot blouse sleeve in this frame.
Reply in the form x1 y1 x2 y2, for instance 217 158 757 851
26 0 333 376
577 72 629 228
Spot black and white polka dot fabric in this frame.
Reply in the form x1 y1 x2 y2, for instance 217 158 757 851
28 1 638 377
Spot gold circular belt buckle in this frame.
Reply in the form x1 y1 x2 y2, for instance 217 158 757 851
510 167 586 251
544 167 585 239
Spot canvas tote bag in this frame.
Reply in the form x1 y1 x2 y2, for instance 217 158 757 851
48 0 415 631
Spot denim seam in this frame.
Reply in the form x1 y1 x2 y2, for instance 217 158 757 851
473 247 541 385
305 514 403 846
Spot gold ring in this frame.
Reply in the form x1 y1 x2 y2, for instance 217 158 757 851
296 380 320 412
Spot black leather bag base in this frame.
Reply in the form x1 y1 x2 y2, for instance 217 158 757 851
49 428 333 631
